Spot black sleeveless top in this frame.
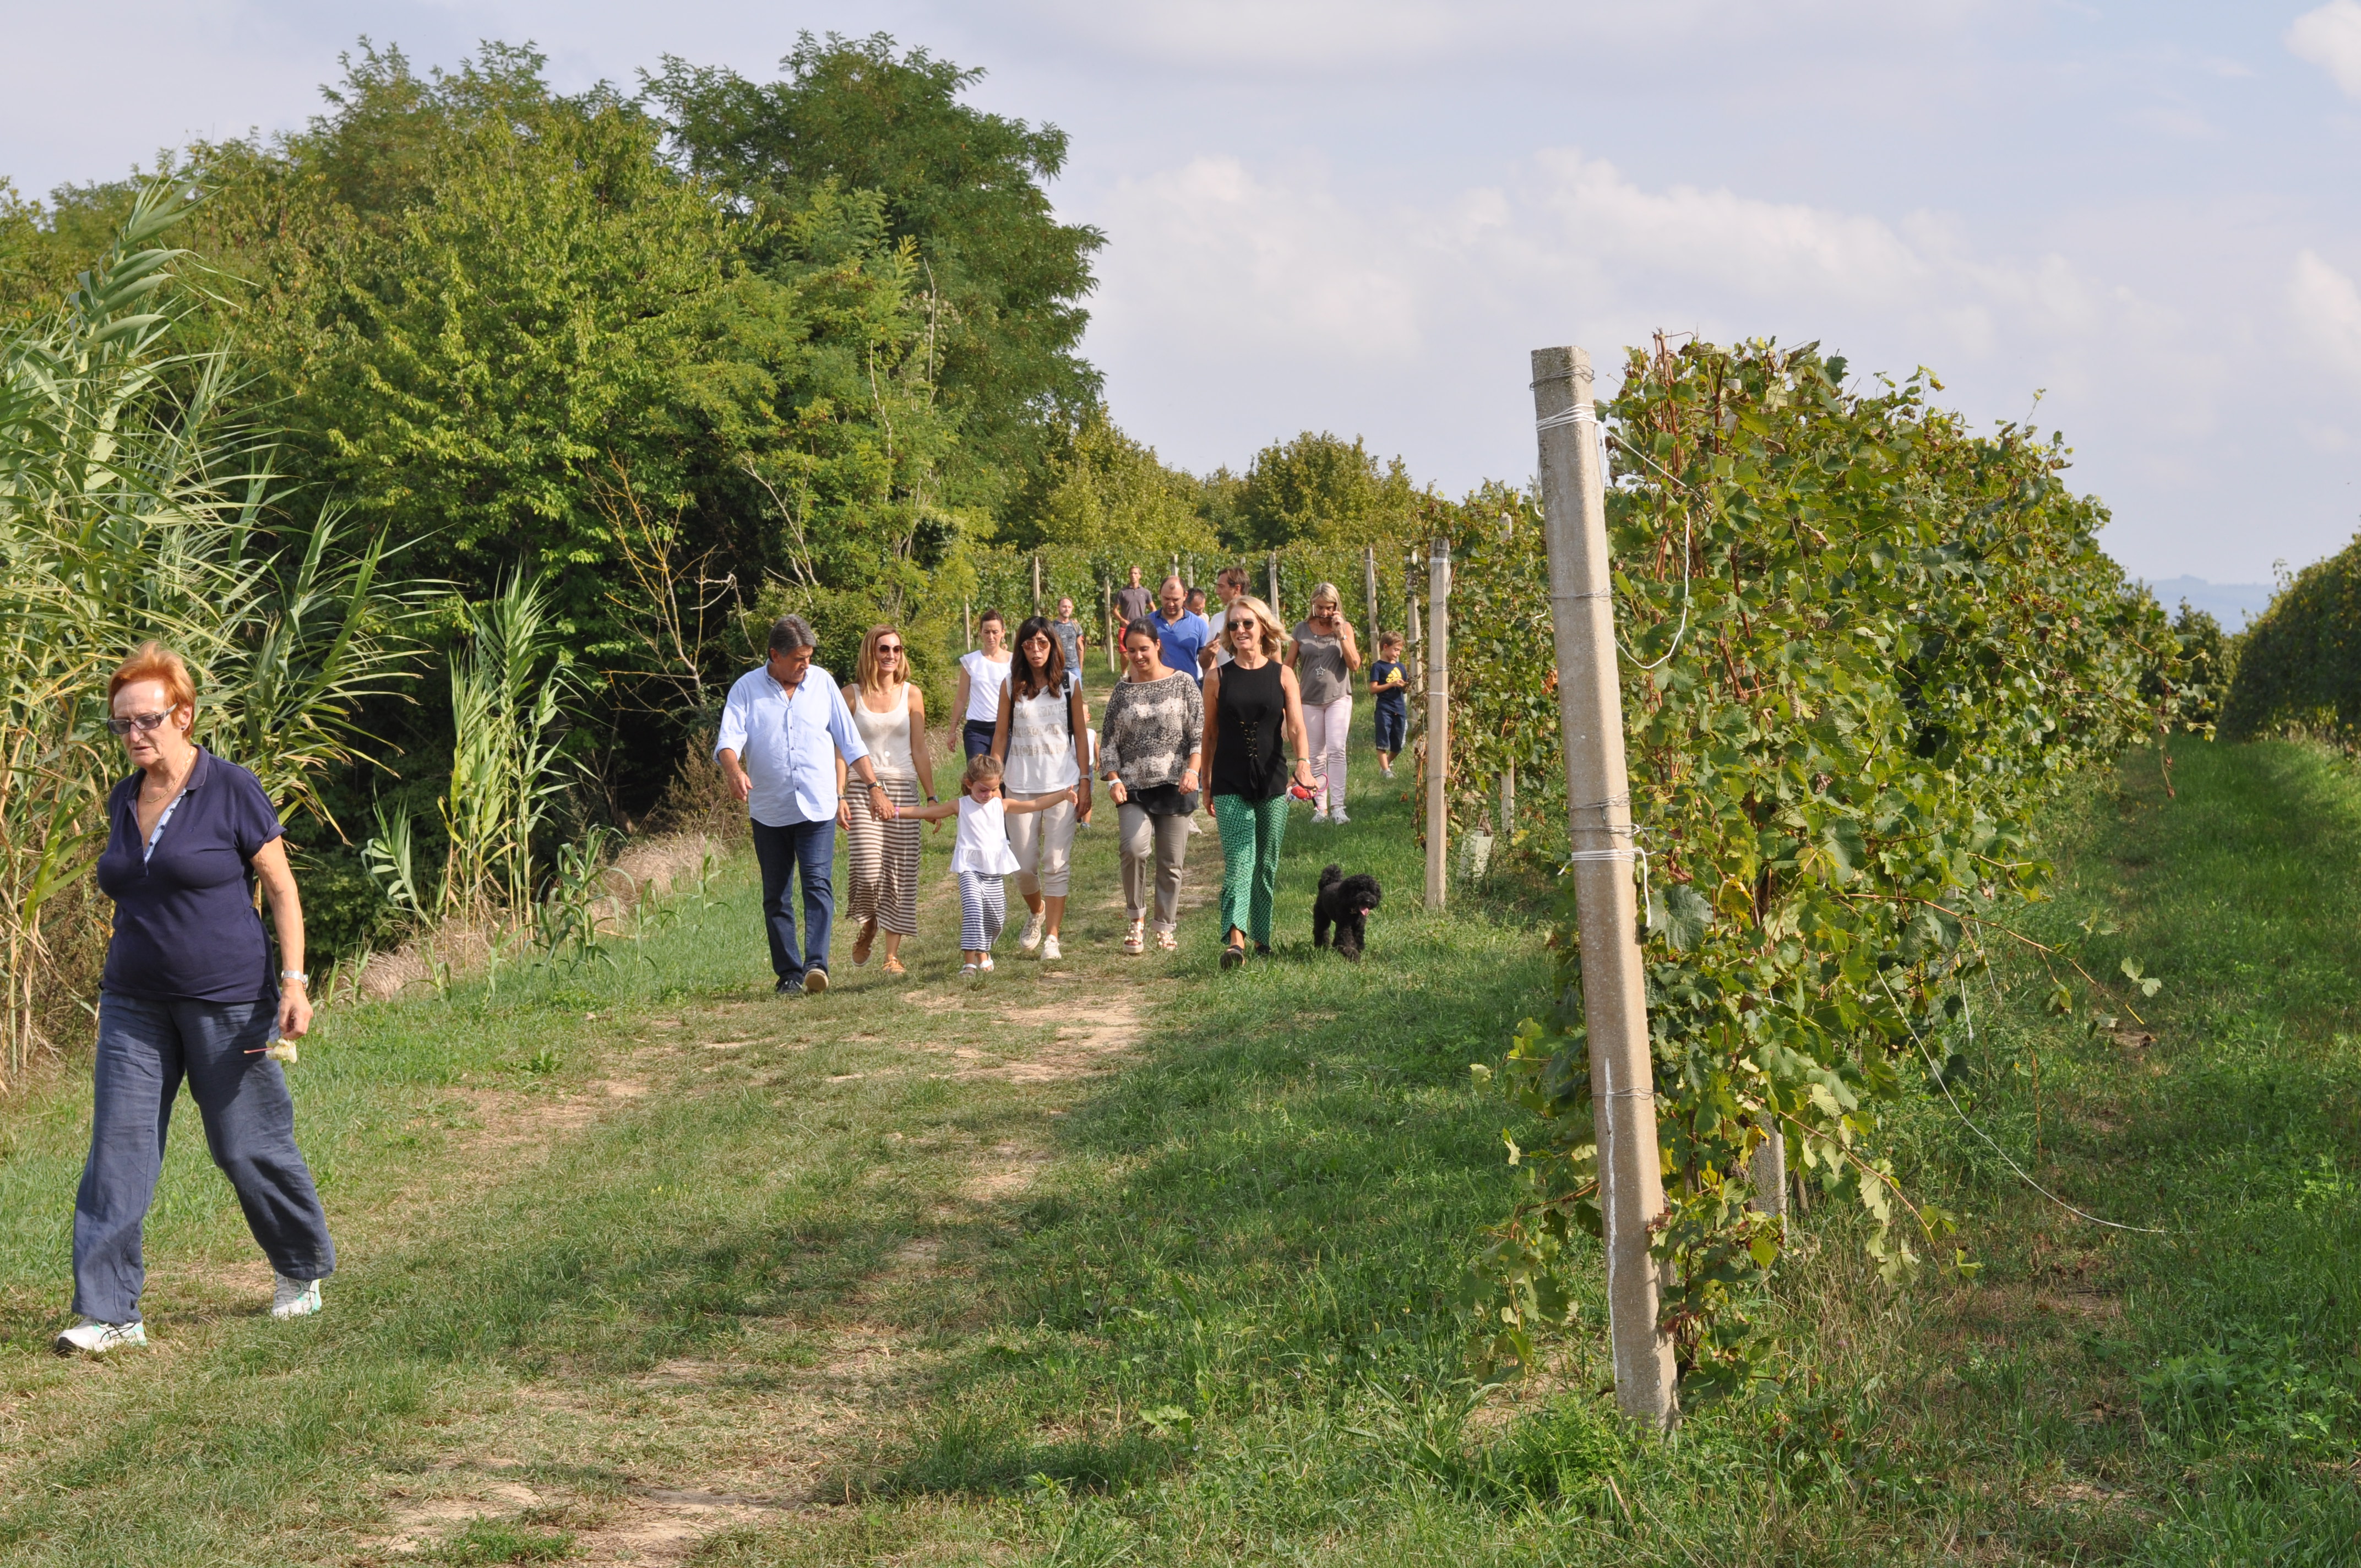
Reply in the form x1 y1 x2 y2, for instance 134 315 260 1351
1211 660 1288 801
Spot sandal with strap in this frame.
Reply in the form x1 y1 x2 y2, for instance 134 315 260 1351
1122 921 1146 956
1221 941 1245 970
1155 928 1178 952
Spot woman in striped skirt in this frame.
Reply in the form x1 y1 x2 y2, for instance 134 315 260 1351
845 625 937 976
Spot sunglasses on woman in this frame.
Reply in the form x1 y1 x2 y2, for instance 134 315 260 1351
875 643 902 656
106 710 175 737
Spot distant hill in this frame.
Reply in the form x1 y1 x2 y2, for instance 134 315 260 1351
2142 576 2275 631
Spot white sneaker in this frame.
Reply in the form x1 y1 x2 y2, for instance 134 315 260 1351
1311 810 1330 825
1018 911 1045 951
270 1275 323 1320
1042 934 1062 961
1331 808 1351 824
55 1318 146 1355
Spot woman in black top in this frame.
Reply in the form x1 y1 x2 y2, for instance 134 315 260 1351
58 643 334 1357
1198 595 1314 967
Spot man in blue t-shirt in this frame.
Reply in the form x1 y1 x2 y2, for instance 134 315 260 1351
1152 574 1211 685
1370 631 1410 777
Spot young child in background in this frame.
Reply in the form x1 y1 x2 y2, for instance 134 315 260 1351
1370 633 1410 778
895 755 1074 978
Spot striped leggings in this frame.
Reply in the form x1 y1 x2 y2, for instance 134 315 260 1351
844 774 921 935
957 870 1007 953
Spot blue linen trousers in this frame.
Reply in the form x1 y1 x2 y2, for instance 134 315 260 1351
73 992 335 1324
752 817 836 983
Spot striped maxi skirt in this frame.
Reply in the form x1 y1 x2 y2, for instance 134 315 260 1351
844 772 921 936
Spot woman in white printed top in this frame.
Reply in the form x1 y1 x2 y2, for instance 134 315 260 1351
895 754 1073 979
991 614 1091 962
843 625 939 977
953 608 1014 761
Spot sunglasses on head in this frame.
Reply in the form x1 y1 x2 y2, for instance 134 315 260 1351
106 710 175 737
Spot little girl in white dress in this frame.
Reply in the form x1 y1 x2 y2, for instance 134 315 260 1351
895 754 1074 978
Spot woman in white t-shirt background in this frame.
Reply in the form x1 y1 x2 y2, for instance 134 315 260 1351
991 614 1091 962
895 754 1072 979
954 608 1014 761
842 624 938 977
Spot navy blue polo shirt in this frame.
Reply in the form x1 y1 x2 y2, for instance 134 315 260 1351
94 749 284 1004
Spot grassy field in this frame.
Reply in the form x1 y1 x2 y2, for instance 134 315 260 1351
0 734 2354 1565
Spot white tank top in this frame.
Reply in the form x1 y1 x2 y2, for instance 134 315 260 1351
951 794 1019 875
961 650 1013 723
1003 678 1081 794
851 684 915 778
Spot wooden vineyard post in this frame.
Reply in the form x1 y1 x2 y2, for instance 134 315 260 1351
1405 551 1424 698
1424 537 1450 911
1500 760 1515 837
1364 545 1381 643
1531 344 1679 1431
1267 551 1281 623
1103 580 1118 672
963 597 973 652
1031 556 1042 616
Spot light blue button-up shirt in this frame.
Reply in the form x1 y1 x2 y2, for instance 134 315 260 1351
714 662 869 829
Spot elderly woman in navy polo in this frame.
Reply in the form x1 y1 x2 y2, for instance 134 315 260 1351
55 643 333 1356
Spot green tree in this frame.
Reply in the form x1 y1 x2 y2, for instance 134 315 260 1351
1233 430 1421 549
1017 414 1217 554
645 32 1104 522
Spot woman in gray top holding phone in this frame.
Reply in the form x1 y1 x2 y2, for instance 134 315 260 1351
1285 582 1362 824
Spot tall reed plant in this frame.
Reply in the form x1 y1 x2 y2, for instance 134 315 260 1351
0 183 417 1086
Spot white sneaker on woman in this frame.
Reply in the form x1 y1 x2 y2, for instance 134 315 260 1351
1042 934 1062 961
271 1275 323 1320
1331 808 1351 824
54 1319 146 1355
1311 809 1330 825
1018 911 1045 951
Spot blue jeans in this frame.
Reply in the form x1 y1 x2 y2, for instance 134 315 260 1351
1374 703 1408 753
752 817 835 983
73 992 335 1324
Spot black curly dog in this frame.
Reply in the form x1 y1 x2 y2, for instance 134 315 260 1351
1313 863 1383 960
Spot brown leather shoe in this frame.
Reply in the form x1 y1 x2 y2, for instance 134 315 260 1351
852 921 876 966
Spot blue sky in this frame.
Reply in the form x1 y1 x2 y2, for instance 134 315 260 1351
4 1 2357 585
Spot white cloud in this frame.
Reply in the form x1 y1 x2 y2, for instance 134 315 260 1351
2288 1 2361 98
2289 249 2361 380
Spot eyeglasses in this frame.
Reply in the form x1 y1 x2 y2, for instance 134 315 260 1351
107 710 175 737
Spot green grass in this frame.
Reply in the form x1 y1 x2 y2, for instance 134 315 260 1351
0 735 2355 1564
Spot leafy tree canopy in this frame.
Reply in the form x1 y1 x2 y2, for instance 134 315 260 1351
1233 429 1422 550
1015 413 1218 555
645 34 1104 520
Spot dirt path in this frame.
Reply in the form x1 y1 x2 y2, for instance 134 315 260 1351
358 846 1214 1564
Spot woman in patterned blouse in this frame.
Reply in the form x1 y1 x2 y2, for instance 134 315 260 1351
1097 618 1204 954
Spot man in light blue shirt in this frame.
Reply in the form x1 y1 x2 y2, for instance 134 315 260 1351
1152 575 1211 685
715 615 888 995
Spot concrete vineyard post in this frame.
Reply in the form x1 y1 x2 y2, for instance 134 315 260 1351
1530 344 1680 1431
1425 537 1450 911
964 597 972 652
1032 556 1042 616
1267 552 1281 624
1364 545 1381 644
1103 581 1119 673
1501 760 1515 836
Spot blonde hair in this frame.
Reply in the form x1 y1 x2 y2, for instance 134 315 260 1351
961 752 1005 791
109 641 197 718
1309 581 1342 608
1220 595 1287 660
854 624 907 694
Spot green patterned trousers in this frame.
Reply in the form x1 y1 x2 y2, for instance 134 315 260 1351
1212 792 1290 946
